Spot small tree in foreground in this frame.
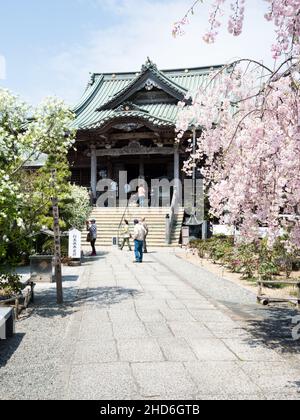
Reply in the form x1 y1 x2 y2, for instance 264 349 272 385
0 89 76 266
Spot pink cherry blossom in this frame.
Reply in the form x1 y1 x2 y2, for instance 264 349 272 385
173 0 300 59
176 60 300 249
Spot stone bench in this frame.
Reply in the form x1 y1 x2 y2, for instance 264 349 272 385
0 307 15 340
257 278 300 308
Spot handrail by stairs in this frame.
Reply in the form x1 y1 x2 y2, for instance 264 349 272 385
117 200 130 246
166 187 179 245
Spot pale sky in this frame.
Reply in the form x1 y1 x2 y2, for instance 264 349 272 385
0 0 277 106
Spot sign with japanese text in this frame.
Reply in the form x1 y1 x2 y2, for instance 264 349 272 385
68 229 81 259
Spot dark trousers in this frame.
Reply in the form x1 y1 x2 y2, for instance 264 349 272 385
134 240 144 262
91 239 96 255
144 238 148 253
121 238 132 251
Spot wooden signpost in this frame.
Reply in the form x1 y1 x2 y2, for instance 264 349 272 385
51 169 63 304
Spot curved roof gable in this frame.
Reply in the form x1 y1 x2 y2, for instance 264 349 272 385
97 58 187 111
73 60 224 131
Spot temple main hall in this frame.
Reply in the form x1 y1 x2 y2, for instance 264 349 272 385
69 59 220 204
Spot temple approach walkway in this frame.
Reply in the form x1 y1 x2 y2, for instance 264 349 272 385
0 248 300 400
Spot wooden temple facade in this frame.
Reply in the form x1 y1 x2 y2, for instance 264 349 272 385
70 59 221 203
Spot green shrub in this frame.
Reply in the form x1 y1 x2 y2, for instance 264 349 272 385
190 236 234 263
189 234 300 283
62 185 91 230
0 272 22 297
233 243 259 280
271 239 297 278
42 236 69 257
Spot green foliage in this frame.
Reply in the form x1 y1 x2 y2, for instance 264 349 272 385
0 272 22 297
42 237 69 257
191 236 234 263
271 238 297 278
189 235 299 282
62 184 91 230
0 88 76 273
234 243 259 280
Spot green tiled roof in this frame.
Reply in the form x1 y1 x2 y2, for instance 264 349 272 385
73 60 223 131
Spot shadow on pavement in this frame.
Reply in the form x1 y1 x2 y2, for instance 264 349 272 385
0 333 25 368
63 275 79 282
138 261 156 264
243 306 300 355
76 286 141 307
22 285 140 320
83 251 109 263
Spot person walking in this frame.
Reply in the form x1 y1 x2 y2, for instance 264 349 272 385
86 219 97 256
133 219 147 263
141 217 149 253
138 184 146 208
120 219 132 251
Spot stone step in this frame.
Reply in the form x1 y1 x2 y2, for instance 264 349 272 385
90 207 182 211
84 207 184 247
89 213 183 218
82 241 179 249
83 225 183 230
82 236 180 241
82 237 183 247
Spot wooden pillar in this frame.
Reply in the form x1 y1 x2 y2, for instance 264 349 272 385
51 169 63 305
107 158 113 180
139 156 145 179
90 145 97 198
174 147 180 191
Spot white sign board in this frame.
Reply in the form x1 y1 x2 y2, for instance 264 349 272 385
182 227 190 246
68 229 82 259
213 225 235 236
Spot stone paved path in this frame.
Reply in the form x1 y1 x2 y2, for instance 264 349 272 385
0 248 300 400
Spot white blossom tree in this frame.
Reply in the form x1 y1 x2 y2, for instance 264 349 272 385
0 89 76 261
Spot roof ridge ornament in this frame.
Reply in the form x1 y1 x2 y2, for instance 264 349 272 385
141 57 158 72
88 72 96 86
96 60 187 112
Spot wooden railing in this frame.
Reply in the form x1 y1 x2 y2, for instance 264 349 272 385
166 188 179 245
117 200 130 246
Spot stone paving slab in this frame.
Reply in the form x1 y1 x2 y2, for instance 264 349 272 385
158 338 198 362
136 309 165 323
223 338 284 362
188 339 238 361
205 322 251 339
112 321 149 340
67 363 138 400
185 361 263 398
168 321 215 340
160 308 196 323
117 338 164 362
78 321 114 342
1 247 300 400
144 322 174 338
189 309 234 323
239 362 300 394
73 340 119 365
131 362 197 399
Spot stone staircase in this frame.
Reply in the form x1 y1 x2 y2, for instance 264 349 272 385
81 207 185 248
